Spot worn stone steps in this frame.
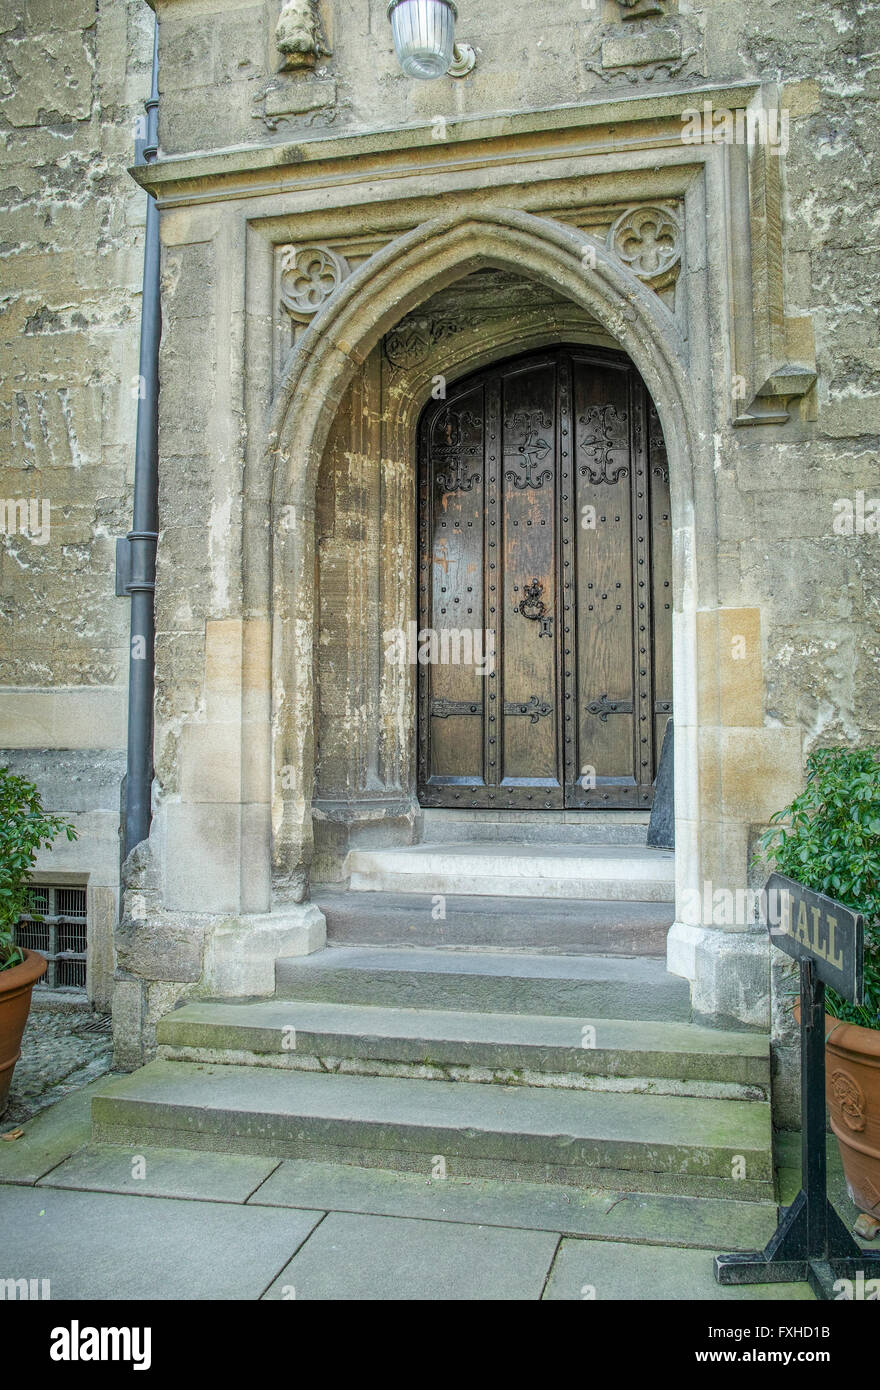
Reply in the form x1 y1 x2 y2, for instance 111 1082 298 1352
275 946 692 1021
346 841 675 901
419 809 650 846
314 890 673 955
91 1060 773 1199
155 998 770 1100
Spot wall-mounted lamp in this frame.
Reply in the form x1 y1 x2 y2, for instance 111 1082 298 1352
387 0 476 80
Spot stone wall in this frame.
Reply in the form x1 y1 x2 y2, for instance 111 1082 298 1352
0 0 155 1002
3 0 878 1115
146 0 880 767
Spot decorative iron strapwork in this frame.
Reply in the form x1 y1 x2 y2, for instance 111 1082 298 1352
432 406 483 493
578 404 629 485
431 695 552 723
504 410 553 490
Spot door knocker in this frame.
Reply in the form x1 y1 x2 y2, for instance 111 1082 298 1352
518 579 553 638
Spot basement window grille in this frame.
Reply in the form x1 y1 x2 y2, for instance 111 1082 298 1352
15 885 87 992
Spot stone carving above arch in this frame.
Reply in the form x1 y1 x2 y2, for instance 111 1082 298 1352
385 316 463 369
618 0 667 17
280 244 350 321
274 0 331 72
607 205 682 291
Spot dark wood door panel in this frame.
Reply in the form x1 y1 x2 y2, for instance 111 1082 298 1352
417 346 672 811
570 353 645 806
500 361 561 798
648 400 674 763
419 387 487 794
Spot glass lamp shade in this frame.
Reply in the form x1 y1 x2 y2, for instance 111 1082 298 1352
387 0 457 80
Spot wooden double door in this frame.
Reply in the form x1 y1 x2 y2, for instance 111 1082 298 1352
417 346 672 810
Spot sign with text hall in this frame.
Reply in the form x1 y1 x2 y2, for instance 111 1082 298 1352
767 871 865 1005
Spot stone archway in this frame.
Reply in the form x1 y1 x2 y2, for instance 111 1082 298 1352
262 208 703 912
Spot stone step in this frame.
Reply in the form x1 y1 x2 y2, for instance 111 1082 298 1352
314 890 673 955
346 842 675 901
91 1061 774 1199
275 946 692 1021
156 998 770 1099
419 809 649 846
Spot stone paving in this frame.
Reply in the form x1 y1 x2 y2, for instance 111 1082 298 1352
3 1072 875 1301
2 1002 113 1127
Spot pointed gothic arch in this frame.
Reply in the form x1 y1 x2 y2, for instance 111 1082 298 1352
259 207 704 902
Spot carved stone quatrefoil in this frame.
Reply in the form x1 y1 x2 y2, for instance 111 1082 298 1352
607 205 682 291
279 244 350 321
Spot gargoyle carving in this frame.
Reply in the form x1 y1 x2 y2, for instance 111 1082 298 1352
618 0 667 18
275 0 331 71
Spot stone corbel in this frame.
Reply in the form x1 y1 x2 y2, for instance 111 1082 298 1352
735 365 818 427
618 0 667 18
274 0 331 72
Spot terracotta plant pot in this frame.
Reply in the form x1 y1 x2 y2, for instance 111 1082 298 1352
0 949 47 1118
793 999 880 1217
825 1015 880 1218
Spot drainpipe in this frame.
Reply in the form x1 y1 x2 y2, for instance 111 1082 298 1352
120 24 160 860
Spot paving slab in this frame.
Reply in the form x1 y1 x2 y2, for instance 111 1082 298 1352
0 1074 119 1185
0 1186 324 1300
3 1006 113 1126
262 1210 559 1300
543 1238 815 1301
39 1144 281 1203
249 1159 778 1250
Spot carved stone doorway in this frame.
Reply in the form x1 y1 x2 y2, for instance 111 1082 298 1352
417 345 672 810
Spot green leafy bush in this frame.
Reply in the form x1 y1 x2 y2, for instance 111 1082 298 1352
756 746 880 1029
0 767 77 972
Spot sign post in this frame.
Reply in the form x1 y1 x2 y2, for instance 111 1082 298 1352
714 873 880 1300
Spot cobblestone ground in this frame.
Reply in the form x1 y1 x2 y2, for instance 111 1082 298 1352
2 1003 113 1127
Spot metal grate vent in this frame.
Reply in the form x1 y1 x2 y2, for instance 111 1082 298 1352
16 886 88 991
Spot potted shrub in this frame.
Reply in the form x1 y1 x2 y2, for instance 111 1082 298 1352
0 767 76 1117
758 746 880 1218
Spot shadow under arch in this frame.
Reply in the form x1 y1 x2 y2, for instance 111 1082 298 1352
263 207 702 899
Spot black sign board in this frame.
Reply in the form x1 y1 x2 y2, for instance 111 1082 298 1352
767 871 865 1004
715 873 880 1300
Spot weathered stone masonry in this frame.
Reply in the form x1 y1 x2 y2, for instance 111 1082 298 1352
0 0 155 1006
2 3 879 1133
